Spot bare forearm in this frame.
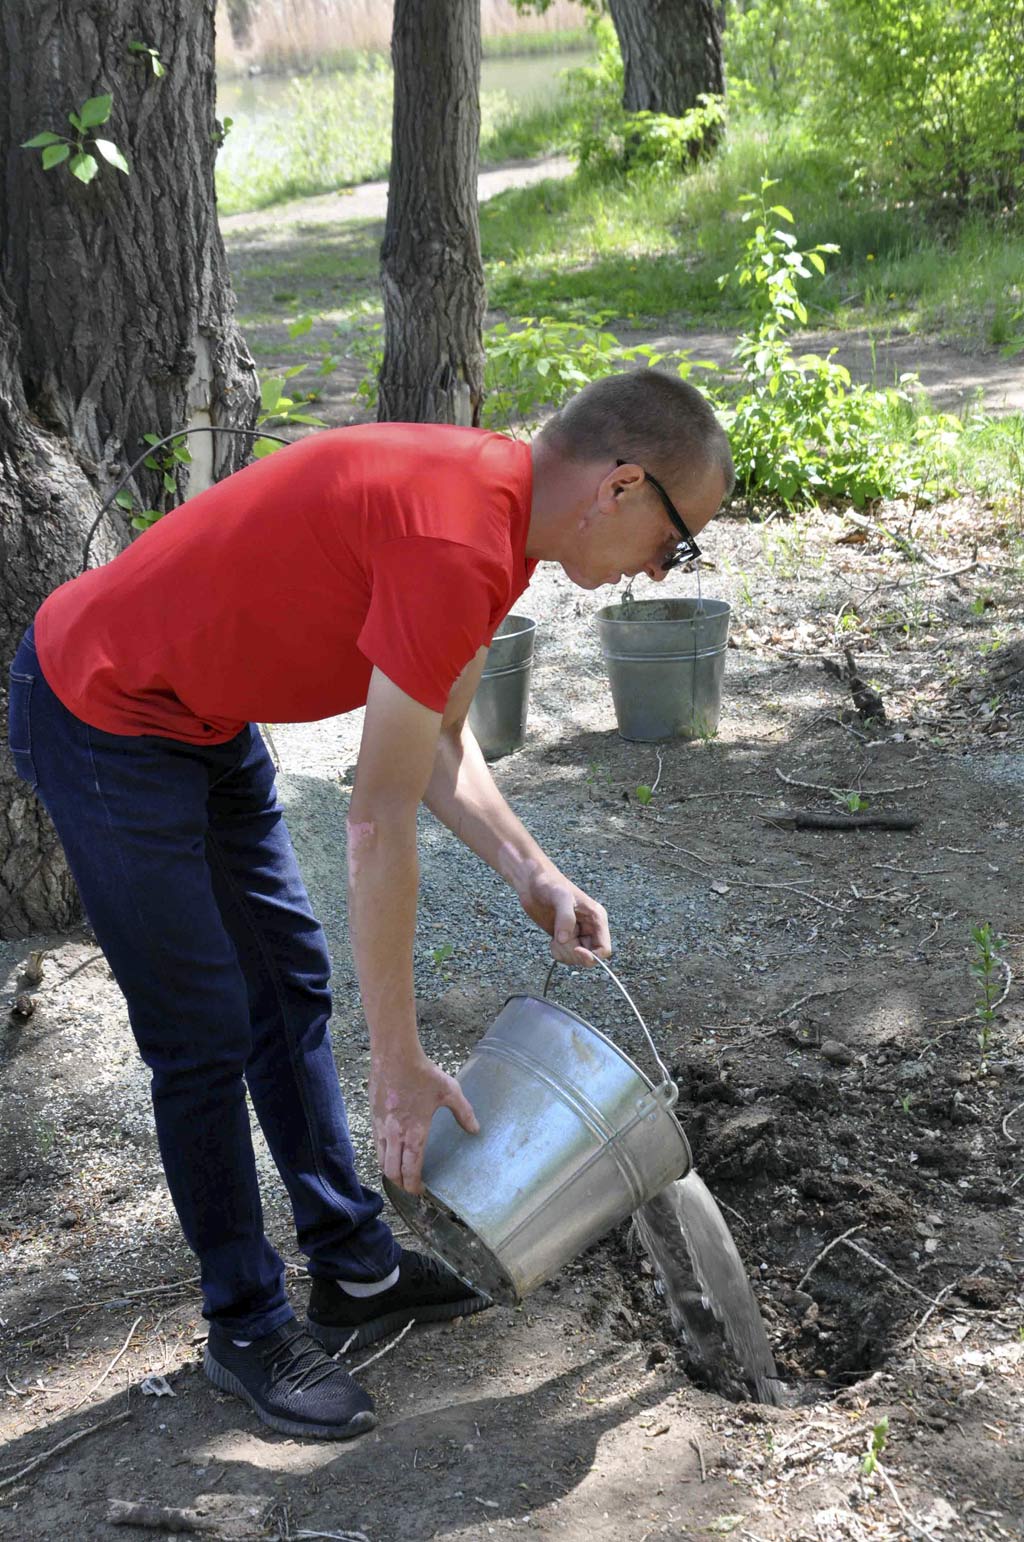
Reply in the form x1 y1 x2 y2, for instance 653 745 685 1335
347 813 421 1063
423 726 556 896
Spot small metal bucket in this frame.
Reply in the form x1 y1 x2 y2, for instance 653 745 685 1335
467 613 536 761
597 597 731 742
384 960 692 1303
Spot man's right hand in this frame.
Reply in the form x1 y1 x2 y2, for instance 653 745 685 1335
370 1046 479 1196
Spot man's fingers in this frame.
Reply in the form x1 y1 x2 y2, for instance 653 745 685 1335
445 1084 480 1136
399 1139 425 1196
551 887 579 950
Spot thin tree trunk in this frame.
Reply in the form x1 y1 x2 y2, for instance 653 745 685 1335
0 0 258 938
378 0 485 425
607 0 725 116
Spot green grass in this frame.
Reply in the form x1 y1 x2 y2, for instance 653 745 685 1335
479 119 1023 350
481 28 590 58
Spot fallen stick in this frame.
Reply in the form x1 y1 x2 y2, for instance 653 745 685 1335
775 768 927 796
0 1409 131 1494
796 1224 865 1293
762 811 920 831
8 1276 201 1338
689 1436 706 1483
106 1499 248 1535
67 1313 142 1413
352 1317 414 1373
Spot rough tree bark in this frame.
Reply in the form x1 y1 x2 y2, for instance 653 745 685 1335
0 0 258 939
378 0 486 425
607 0 725 116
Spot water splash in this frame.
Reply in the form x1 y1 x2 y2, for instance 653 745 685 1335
635 1172 786 1405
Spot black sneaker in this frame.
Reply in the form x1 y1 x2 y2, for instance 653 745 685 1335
307 1249 490 1352
204 1319 376 1440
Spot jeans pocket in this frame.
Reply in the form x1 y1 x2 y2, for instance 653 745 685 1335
7 670 39 790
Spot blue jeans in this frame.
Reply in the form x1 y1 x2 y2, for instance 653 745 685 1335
8 626 399 1338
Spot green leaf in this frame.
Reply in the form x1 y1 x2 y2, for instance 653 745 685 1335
163 472 177 494
260 378 284 413
808 251 826 275
113 489 135 510
42 143 71 170
289 314 314 338
770 204 794 221
252 436 283 458
22 131 63 148
94 139 130 174
142 433 161 446
635 785 653 805
152 57 166 78
127 41 147 52
69 152 99 184
67 111 84 133
79 94 113 129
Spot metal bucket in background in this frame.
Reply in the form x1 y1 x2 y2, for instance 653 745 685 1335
384 960 692 1304
597 597 731 743
467 613 536 761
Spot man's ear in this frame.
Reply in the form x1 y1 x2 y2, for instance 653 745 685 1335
600 461 643 513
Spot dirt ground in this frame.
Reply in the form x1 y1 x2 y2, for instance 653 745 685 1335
2 179 1023 1542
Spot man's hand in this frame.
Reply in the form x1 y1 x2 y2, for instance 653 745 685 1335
370 1046 479 1195
517 864 612 967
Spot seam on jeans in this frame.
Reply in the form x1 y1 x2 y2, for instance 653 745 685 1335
204 830 360 1229
207 724 258 793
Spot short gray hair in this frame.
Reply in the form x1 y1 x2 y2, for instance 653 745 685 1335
538 369 734 498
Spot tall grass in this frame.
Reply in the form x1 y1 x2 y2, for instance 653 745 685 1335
216 0 589 75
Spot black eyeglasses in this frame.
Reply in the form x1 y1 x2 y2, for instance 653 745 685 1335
616 459 702 572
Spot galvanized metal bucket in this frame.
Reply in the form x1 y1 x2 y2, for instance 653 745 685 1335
597 597 731 742
467 613 536 761
384 959 692 1304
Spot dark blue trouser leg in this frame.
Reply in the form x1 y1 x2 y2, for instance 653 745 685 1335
204 738 398 1283
7 628 397 1338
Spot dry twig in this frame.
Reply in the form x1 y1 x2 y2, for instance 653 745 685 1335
796 1225 865 1293
1001 1100 1024 1145
351 1317 415 1373
0 1409 131 1494
67 1314 142 1413
689 1436 706 1482
775 768 927 797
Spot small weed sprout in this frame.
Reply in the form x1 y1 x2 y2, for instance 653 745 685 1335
431 943 454 968
970 922 1006 1059
861 1415 889 1478
635 784 653 805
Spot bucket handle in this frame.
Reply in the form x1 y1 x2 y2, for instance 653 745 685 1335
543 955 678 1108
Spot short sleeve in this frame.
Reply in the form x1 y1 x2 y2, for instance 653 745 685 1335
357 537 505 712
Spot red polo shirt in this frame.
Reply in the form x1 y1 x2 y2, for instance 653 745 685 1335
35 424 535 743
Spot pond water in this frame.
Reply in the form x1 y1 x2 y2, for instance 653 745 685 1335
217 47 588 130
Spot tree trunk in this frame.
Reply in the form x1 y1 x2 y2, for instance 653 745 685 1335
378 0 485 426
0 0 258 939
607 0 725 116
226 0 259 50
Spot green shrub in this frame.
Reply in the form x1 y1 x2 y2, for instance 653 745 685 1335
725 0 1024 212
482 313 668 430
716 180 963 507
565 17 724 176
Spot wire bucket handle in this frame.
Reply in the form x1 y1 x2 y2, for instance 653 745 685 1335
543 955 678 1108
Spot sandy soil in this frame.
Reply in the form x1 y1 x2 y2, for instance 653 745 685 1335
2 164 1023 1542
